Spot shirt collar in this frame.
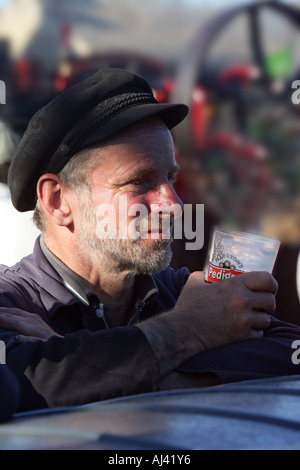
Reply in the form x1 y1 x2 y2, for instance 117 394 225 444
40 236 94 306
39 237 159 319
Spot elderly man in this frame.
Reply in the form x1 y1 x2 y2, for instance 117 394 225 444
1 68 300 412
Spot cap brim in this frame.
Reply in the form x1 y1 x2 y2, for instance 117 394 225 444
80 102 189 149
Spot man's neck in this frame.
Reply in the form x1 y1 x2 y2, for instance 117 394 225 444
42 234 136 326
85 270 136 326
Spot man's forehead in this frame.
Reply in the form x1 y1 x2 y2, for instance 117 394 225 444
97 116 173 149
88 117 175 170
91 145 177 179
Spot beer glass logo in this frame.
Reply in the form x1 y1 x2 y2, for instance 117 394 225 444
0 340 6 364
207 236 244 282
0 81 6 104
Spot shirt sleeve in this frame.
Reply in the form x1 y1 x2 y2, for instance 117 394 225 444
0 274 162 412
176 317 300 382
1 325 160 412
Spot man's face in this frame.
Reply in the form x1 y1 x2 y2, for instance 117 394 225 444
76 118 183 274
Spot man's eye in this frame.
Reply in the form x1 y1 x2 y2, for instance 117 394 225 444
128 178 151 189
127 173 177 188
130 179 145 186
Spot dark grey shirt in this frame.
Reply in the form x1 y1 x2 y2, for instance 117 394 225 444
0 236 189 411
0 237 300 412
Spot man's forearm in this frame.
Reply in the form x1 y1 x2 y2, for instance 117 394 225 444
138 270 280 379
137 308 206 377
4 326 160 412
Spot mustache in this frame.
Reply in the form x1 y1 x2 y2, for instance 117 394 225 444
134 214 174 237
93 211 175 240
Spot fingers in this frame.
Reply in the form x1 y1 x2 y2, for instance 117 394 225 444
251 291 276 315
15 335 47 343
0 311 19 329
0 311 37 336
0 308 31 327
242 271 278 294
0 309 59 340
249 311 271 331
248 329 265 340
242 314 270 341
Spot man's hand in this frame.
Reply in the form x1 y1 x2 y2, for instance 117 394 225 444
138 270 277 377
175 270 276 350
0 308 62 342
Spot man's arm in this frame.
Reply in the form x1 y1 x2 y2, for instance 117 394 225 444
1 325 160 412
137 271 276 376
0 308 62 342
0 269 288 411
175 317 300 383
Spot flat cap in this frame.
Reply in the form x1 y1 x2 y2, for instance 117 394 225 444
8 67 189 212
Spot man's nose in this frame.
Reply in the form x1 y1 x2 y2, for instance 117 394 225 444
150 182 184 216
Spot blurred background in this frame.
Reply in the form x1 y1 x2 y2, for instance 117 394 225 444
0 0 299 323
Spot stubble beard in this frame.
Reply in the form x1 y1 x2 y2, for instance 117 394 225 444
78 200 173 275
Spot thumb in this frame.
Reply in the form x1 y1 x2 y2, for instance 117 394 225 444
187 271 206 286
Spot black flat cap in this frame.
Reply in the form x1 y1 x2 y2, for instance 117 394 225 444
8 67 189 212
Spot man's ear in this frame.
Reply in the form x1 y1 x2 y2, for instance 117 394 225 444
36 174 73 227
